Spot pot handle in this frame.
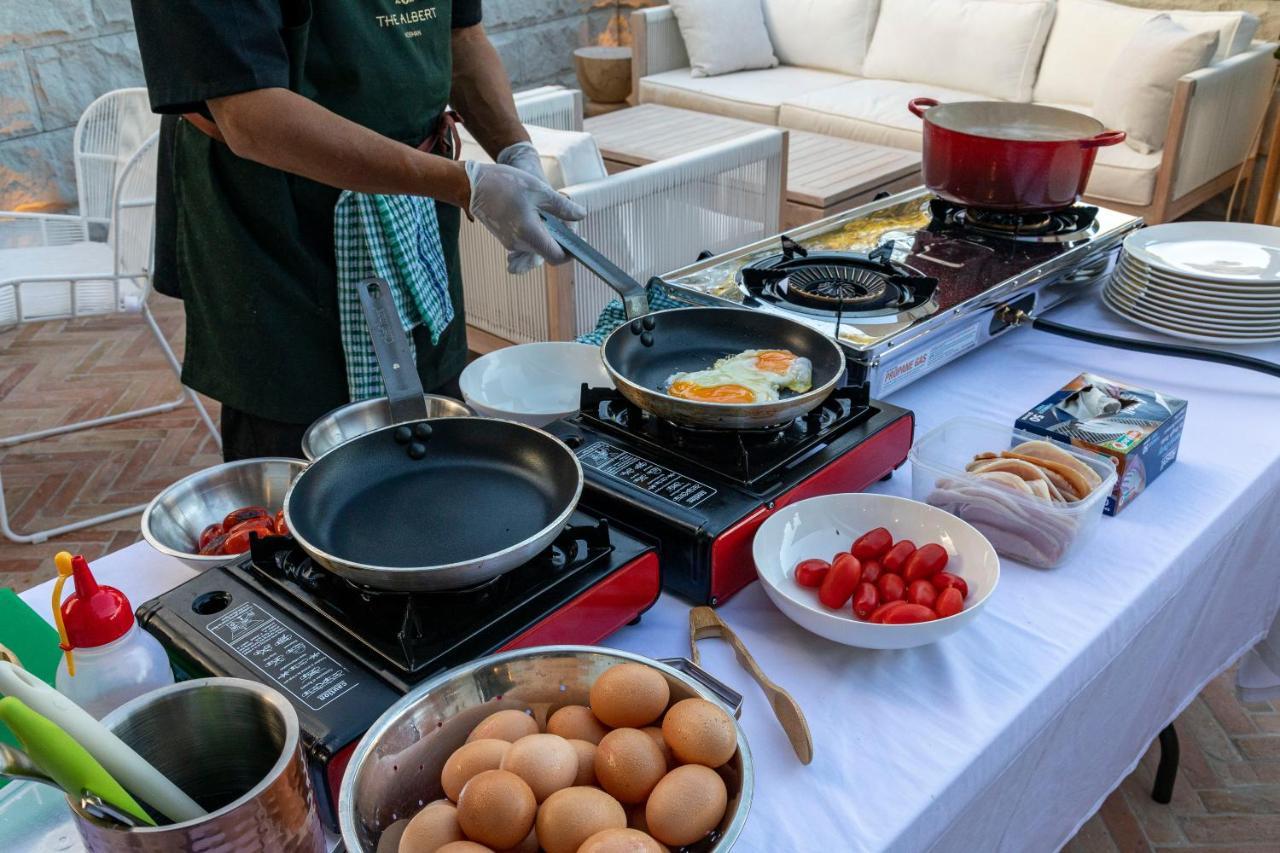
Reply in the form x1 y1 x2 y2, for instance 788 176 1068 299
1081 129 1126 149
908 97 939 119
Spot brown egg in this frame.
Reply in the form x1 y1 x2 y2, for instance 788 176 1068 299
437 843 493 853
589 664 670 729
640 727 672 770
398 800 462 852
594 728 667 804
496 826 538 853
456 769 536 850
377 817 409 853
645 765 728 848
442 739 511 802
578 827 667 853
568 739 597 786
546 705 609 745
534 786 626 853
660 698 736 768
468 709 539 743
500 734 579 802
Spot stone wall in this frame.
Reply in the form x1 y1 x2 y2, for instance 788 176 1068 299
0 0 1272 212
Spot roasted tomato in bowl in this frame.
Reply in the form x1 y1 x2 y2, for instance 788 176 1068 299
751 493 999 649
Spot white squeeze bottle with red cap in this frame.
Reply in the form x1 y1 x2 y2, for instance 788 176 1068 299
52 552 174 719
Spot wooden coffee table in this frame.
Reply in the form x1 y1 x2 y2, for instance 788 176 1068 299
585 104 922 229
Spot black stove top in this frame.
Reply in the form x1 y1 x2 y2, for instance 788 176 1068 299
739 236 938 320
574 383 880 489
925 198 1099 243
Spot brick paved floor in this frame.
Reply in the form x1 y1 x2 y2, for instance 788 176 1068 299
3 296 1278 850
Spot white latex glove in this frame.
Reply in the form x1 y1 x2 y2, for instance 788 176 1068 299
465 151 585 276
496 141 556 274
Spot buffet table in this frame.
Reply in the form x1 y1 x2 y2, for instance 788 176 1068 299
18 295 1280 852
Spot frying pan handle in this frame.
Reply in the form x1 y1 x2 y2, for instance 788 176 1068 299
355 278 429 424
1081 129 1126 149
908 97 939 119
539 212 651 320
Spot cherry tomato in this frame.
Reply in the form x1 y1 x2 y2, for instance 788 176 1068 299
851 527 893 561
861 558 882 584
197 522 223 551
274 509 289 537
907 579 937 609
876 572 905 603
198 532 229 556
882 603 938 624
931 571 969 599
903 543 949 583
221 517 275 554
222 505 270 531
851 582 879 620
935 587 964 619
882 540 916 573
818 553 862 609
869 600 909 623
794 558 831 588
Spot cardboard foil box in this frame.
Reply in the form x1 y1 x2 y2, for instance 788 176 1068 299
1015 372 1187 515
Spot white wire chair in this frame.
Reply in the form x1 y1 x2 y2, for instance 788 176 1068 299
0 113 219 543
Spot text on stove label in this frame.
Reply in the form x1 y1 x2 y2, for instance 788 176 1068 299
206 602 358 711
881 324 981 391
577 441 717 509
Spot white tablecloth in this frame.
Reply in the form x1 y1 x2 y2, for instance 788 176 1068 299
19 295 1280 852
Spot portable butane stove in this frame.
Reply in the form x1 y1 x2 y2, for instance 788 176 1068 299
136 512 659 827
546 383 912 606
661 188 1144 396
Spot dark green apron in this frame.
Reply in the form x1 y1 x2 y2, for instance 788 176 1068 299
171 0 467 424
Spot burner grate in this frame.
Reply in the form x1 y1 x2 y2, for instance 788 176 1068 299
781 265 894 310
927 198 1099 243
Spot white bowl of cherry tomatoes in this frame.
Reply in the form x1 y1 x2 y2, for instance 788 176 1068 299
752 493 999 649
141 457 304 570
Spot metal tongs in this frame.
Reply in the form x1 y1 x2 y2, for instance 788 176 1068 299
689 607 813 764
540 213 653 320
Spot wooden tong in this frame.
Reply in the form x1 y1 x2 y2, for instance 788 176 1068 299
689 606 813 764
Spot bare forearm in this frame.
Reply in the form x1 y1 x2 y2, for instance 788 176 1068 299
207 88 470 208
450 24 529 158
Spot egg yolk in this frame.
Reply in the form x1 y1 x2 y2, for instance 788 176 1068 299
754 350 797 374
668 381 757 403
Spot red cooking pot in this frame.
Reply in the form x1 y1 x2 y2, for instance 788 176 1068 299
908 98 1126 212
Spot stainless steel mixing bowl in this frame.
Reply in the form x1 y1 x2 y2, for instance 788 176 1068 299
301 394 472 460
140 457 306 570
339 646 753 852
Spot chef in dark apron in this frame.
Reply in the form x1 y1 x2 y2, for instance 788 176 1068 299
129 0 583 460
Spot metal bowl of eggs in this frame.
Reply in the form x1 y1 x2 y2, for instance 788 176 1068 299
339 646 753 852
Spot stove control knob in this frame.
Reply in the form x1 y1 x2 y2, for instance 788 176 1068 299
393 425 413 445
408 441 427 460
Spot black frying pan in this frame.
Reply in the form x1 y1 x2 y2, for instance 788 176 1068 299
542 217 847 428
282 280 583 591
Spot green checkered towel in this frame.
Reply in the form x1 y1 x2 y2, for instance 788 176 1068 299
335 191 454 401
576 284 685 345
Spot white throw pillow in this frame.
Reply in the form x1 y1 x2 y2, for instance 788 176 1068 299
761 0 880 76
1169 10 1260 61
1093 15 1218 154
862 0 1056 102
669 0 779 78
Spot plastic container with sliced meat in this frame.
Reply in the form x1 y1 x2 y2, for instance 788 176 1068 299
908 416 1118 568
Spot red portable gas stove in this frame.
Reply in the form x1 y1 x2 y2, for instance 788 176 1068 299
547 382 913 605
136 513 659 828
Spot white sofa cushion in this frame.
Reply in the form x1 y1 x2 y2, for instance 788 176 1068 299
1035 0 1258 108
862 0 1055 102
457 125 607 190
669 0 778 78
761 0 881 76
1094 15 1217 154
778 79 991 149
639 66 854 124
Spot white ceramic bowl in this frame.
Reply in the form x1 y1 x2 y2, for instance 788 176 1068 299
459 342 613 427
752 493 1000 649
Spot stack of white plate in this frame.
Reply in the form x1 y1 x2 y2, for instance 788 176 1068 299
1102 222 1280 344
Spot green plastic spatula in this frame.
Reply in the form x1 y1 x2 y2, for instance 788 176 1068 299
0 696 155 827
